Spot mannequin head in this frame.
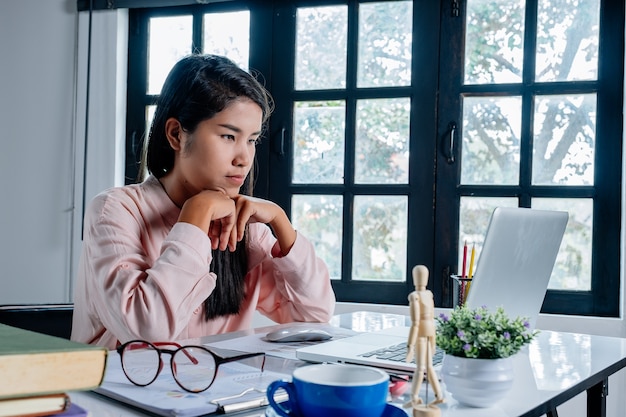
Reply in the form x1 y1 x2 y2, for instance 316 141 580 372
412 265 429 289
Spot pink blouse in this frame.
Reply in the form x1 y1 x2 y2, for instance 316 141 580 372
71 176 335 349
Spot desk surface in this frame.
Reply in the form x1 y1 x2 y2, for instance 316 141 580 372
70 311 626 417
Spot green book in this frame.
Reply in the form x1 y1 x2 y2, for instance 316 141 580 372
0 324 108 399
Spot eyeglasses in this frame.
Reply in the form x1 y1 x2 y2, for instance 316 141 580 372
116 340 266 393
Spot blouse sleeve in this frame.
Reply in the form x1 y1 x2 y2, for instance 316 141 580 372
81 192 215 343
247 224 336 324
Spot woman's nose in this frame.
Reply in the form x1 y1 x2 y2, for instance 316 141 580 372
233 142 254 166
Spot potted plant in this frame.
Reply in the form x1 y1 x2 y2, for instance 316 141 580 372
435 305 539 407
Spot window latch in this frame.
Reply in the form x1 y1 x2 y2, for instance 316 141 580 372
446 122 457 164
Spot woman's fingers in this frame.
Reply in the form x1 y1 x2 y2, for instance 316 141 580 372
208 194 281 251
208 217 237 251
208 221 220 250
219 216 235 251
234 198 255 242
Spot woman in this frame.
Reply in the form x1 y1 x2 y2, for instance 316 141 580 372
71 54 335 349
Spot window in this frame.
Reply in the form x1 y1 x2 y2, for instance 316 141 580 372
123 0 623 317
436 0 622 316
268 1 432 304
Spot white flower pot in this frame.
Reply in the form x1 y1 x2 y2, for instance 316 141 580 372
441 354 514 408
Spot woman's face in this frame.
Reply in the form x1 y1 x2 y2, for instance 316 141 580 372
171 98 263 200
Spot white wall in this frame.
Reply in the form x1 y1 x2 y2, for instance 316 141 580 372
0 0 126 304
1 0 77 303
1 0 625 415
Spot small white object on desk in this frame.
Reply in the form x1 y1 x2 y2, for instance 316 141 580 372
265 326 333 343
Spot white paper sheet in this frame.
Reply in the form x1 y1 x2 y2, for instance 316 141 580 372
96 350 290 417
204 326 358 360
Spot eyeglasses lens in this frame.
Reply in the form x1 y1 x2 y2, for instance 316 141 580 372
121 341 161 386
172 347 217 392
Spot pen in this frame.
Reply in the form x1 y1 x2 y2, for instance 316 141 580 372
468 243 476 279
459 240 468 305
461 240 467 278
218 391 289 414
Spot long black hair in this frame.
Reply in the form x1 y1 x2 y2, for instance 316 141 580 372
140 54 273 320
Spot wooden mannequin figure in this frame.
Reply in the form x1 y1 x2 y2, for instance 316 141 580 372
404 265 444 417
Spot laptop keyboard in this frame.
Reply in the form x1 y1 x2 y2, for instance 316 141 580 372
359 343 444 366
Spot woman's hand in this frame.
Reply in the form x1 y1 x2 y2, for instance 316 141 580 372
178 192 297 255
178 190 239 251
234 195 297 256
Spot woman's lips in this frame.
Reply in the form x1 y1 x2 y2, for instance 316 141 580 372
226 175 245 186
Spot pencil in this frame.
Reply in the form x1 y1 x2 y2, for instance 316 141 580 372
465 244 476 301
468 244 476 279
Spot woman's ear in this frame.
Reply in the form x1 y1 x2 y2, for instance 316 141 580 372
164 118 183 151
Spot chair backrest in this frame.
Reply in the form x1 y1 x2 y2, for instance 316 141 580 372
0 304 73 339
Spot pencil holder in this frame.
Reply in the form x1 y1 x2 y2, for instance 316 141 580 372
450 274 472 307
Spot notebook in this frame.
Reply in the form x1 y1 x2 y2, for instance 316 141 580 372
296 207 568 373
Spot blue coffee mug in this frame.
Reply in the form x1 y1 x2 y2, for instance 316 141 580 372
266 363 389 417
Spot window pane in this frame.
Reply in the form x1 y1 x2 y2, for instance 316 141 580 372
292 101 345 184
295 6 347 90
352 196 407 282
532 94 596 185
292 195 343 280
357 1 412 88
536 0 599 82
458 197 518 275
464 0 525 84
533 198 592 291
355 98 410 184
203 11 250 70
148 16 193 95
146 105 156 135
135 105 158 183
461 97 521 185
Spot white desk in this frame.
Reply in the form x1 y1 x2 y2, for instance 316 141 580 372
70 312 626 417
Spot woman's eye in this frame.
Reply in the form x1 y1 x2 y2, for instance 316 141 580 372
249 138 261 145
222 134 235 141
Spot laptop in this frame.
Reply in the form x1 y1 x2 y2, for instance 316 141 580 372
463 207 568 329
296 207 569 373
